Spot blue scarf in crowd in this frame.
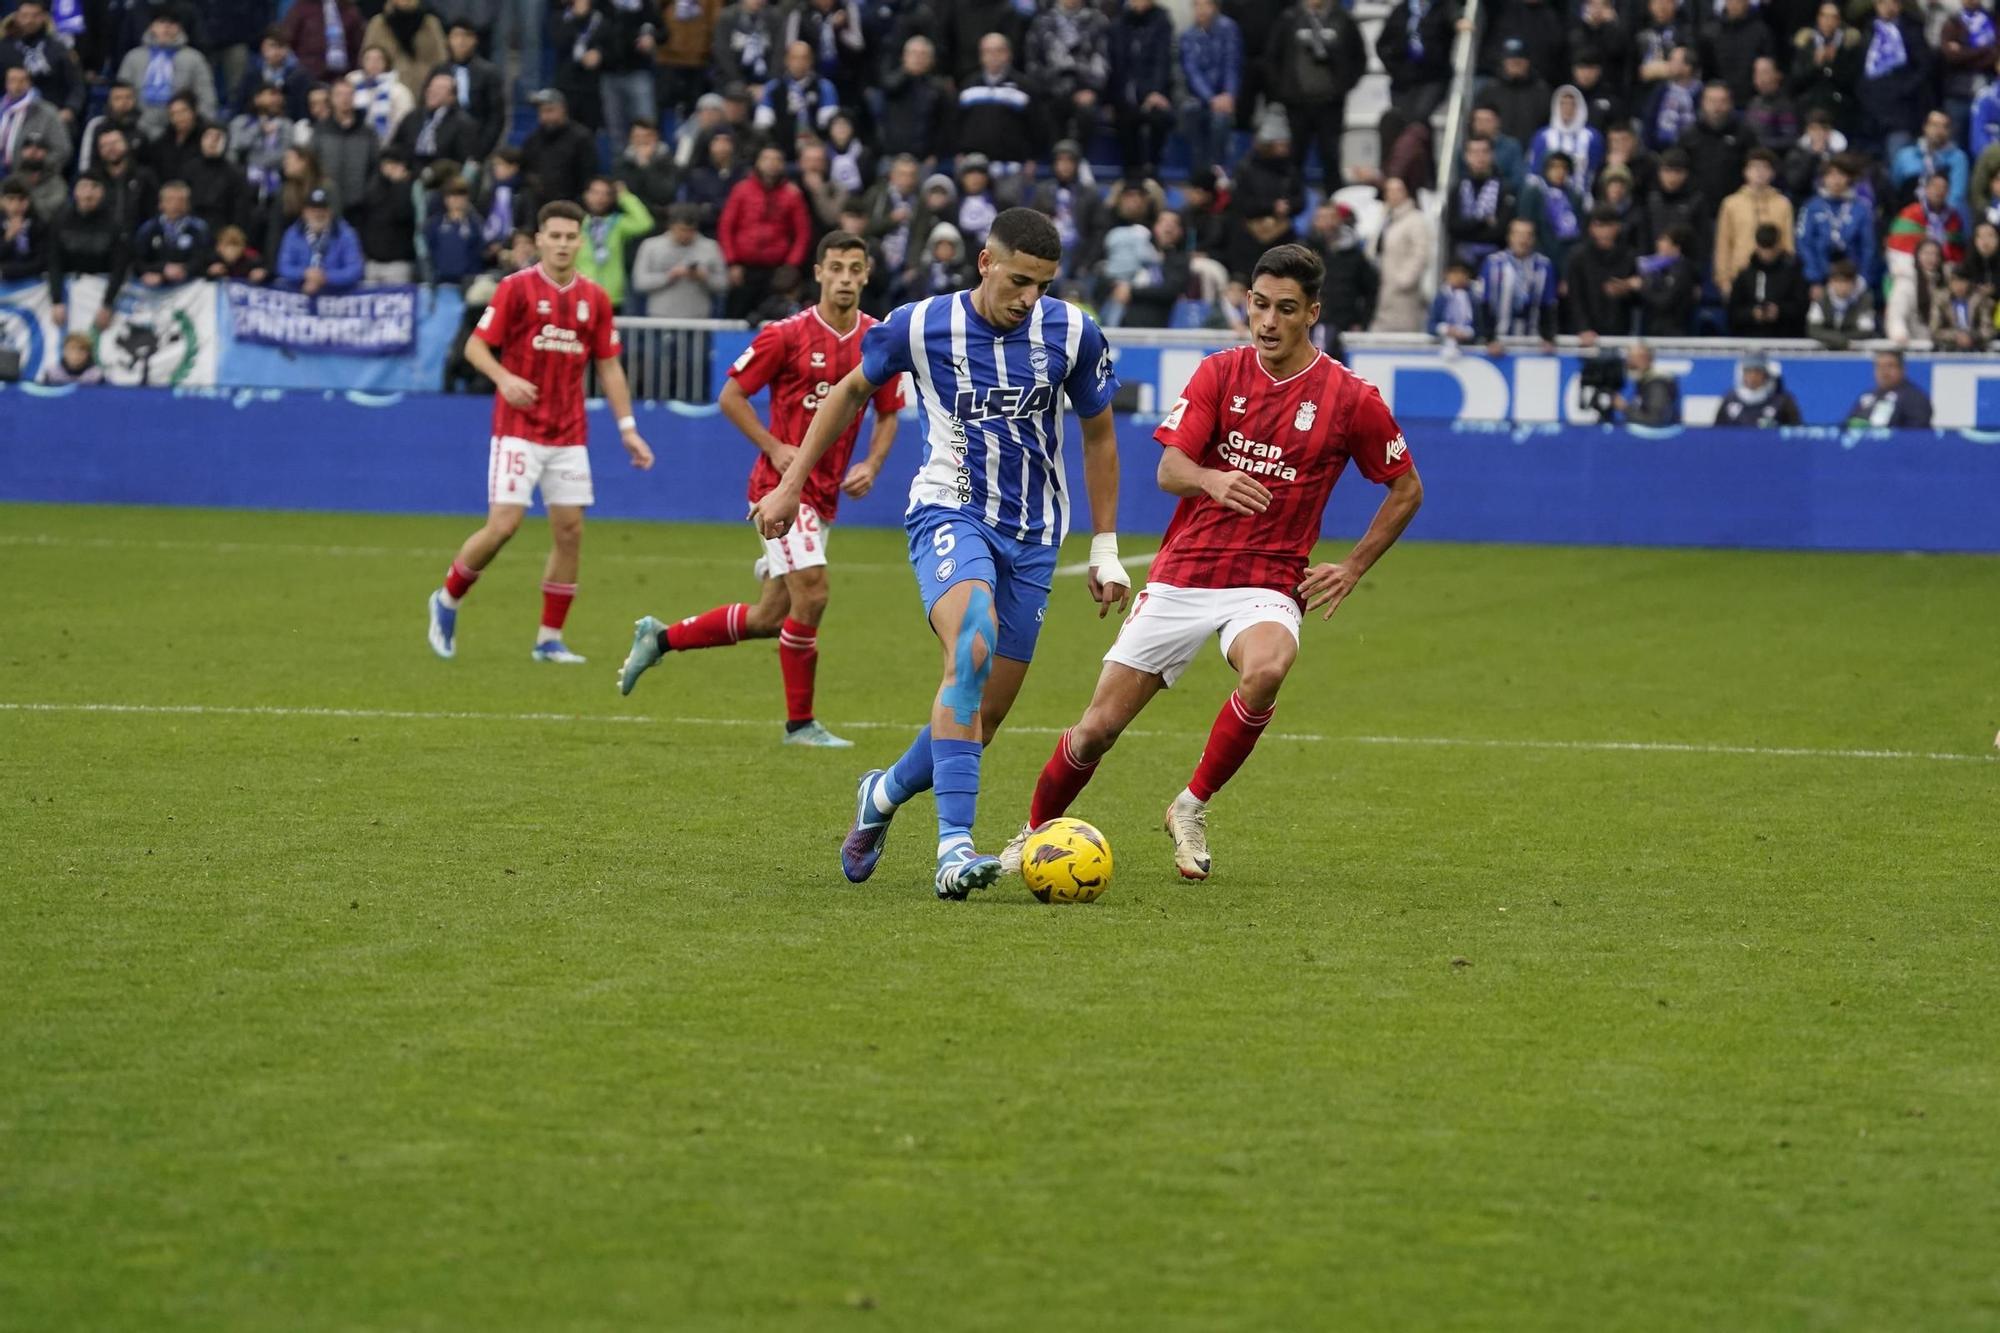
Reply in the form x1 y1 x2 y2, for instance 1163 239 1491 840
1865 18 1908 78
1962 6 1996 48
141 41 178 107
50 0 84 36
362 74 396 140
1458 174 1501 220
1407 0 1429 62
1655 80 1696 145
1437 284 1474 332
1543 184 1579 241
323 0 349 73
483 182 516 245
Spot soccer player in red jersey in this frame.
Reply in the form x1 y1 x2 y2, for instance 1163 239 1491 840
426 200 654 663
1008 243 1425 880
615 232 905 748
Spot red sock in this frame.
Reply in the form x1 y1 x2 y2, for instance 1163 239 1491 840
539 580 576 636
1030 729 1100 827
665 603 747 651
443 559 479 601
1187 692 1274 802
778 618 818 723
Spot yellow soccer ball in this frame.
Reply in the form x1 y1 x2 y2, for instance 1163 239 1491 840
1021 818 1114 904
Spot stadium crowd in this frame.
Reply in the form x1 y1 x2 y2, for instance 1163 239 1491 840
1 0 1996 388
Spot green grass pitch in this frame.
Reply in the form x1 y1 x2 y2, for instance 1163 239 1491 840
4 502 1998 1331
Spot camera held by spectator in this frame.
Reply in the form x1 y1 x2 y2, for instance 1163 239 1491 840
1610 343 1682 426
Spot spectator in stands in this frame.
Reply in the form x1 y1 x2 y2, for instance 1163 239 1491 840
1479 216 1559 353
433 20 506 161
1571 0 1631 94
349 45 414 145
1448 134 1514 267
1886 235 1948 343
720 143 809 316
714 0 786 90
1600 124 1653 200
1378 0 1455 161
1844 349 1932 426
1470 104 1526 192
1596 164 1646 252
1963 220 2000 295
1888 173 1968 271
795 134 850 236
1181 0 1244 180
573 176 653 306
423 177 485 284
281 0 364 83
1270 0 1366 185
1941 0 2000 148
920 219 970 296
1485 0 1566 83
679 127 741 228
757 40 841 140
1110 0 1176 182
1371 176 1431 333
1634 0 1686 89
237 28 314 122
1518 150 1587 272
476 146 534 258
362 0 447 99
1096 190 1162 326
149 93 210 184
861 153 931 289
1702 0 1774 107
48 174 129 333
952 153 1001 249
1530 86 1604 192
1237 112 1306 220
392 71 480 171
632 201 727 316
1 1 84 129
41 332 103 386
358 149 417 283
1 65 70 178
312 80 379 221
1566 205 1640 341
942 0 1028 86
673 92 726 170
1973 71 2000 159
593 0 661 151
784 0 866 104
1742 57 1799 153
117 9 216 140
876 35 951 167
133 180 213 286
1639 225 1698 335
1891 112 1971 216
1681 83 1747 214
185 124 252 237
1612 343 1680 424
549 0 606 130
79 82 142 174
0 175 45 280
278 185 363 292
1642 45 1701 151
1219 201 1292 284
1568 50 1628 140
1715 149 1794 295
1430 257 1478 344
208 224 268 282
1787 2 1860 136
1029 0 1111 152
522 89 598 205
1178 165 1229 254
1640 148 1706 262
266 144 328 258
1308 201 1378 339
1978 146 2000 224
1120 209 1196 329
1728 222 1809 337
957 33 1045 172
1855 0 1933 159
1807 256 1877 346
1931 263 1995 348
1478 37 1548 149
656 0 719 123
1713 355 1802 426
616 118 677 219
1782 108 1844 203
9 130 65 221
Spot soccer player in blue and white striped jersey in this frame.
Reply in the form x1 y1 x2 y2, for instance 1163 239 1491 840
752 208 1131 900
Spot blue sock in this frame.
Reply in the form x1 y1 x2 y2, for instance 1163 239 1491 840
881 726 933 807
930 737 982 853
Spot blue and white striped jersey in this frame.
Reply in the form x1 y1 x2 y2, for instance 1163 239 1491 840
860 290 1119 547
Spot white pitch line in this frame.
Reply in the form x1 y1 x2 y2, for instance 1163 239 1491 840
1 702 1991 764
0 532 910 572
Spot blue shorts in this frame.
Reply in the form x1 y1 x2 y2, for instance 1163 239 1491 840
906 505 1059 662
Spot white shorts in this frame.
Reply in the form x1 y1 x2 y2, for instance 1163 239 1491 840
1103 582 1301 688
488 436 595 508
757 501 829 575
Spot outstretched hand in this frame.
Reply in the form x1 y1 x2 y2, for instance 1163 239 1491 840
1297 562 1360 620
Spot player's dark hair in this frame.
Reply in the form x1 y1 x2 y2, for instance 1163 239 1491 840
986 207 1062 262
816 230 869 263
1250 243 1325 298
537 199 585 229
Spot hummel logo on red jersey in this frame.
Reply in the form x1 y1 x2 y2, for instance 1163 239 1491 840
811 351 826 367
536 299 551 314
1230 395 1247 414
1293 401 1318 431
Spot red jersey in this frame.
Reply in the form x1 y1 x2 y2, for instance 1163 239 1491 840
1150 346 1413 598
729 306 906 523
473 265 621 446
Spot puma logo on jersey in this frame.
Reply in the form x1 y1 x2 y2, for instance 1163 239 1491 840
1293 400 1317 431
1386 434 1408 462
1230 395 1247 414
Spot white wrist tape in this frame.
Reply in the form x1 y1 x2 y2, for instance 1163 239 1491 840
1089 532 1131 587
617 415 637 431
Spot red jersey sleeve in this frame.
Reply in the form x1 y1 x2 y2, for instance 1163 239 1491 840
1154 354 1224 460
727 319 789 396
1344 382 1415 483
472 275 519 350
869 370 907 418
590 286 621 360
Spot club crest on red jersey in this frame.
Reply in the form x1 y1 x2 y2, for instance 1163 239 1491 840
1293 400 1318 431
